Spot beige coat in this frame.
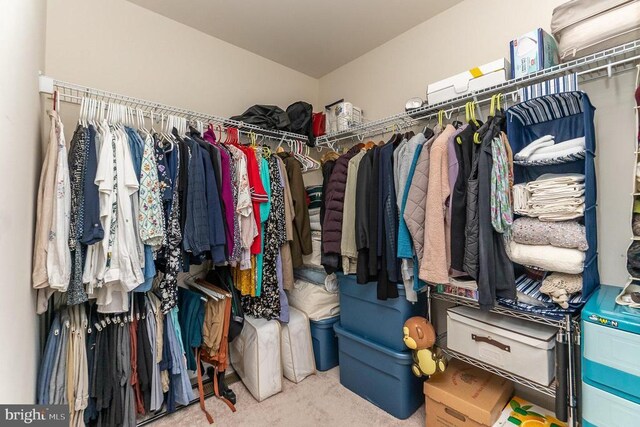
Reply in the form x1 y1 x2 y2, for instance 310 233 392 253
33 111 62 290
341 149 365 274
419 125 457 284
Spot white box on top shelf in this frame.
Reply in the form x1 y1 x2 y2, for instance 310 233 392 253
446 306 557 386
426 58 510 105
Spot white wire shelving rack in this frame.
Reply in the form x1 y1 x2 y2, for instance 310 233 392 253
38 76 310 143
436 336 556 397
316 38 640 147
430 291 579 329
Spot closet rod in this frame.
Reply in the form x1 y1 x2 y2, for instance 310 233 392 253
38 75 309 142
323 89 520 145
316 38 640 147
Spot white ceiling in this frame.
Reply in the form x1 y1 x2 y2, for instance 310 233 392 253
127 0 461 78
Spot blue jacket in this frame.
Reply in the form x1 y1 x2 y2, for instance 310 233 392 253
397 144 424 259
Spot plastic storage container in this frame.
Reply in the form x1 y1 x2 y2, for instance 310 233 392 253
338 274 426 351
310 315 340 371
334 323 423 419
582 285 640 403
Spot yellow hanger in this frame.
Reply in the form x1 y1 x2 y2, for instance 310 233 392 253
489 95 497 117
437 110 445 128
471 101 480 127
249 131 257 148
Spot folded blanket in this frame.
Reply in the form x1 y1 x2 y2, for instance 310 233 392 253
512 217 588 251
507 240 585 274
514 135 554 160
515 137 586 165
527 173 585 190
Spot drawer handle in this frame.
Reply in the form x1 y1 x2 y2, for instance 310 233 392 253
444 407 467 421
472 334 511 352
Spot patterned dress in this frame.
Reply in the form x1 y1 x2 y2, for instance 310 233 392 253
242 157 286 319
159 147 181 313
67 125 89 305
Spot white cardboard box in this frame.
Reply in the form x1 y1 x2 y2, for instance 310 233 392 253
427 58 510 105
447 306 556 386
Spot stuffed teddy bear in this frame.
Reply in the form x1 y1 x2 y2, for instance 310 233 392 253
403 316 447 378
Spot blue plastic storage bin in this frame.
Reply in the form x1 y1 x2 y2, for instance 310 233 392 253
334 323 423 419
338 274 426 351
310 316 339 371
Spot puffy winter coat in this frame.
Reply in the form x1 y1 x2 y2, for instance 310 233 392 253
403 128 442 264
322 144 364 255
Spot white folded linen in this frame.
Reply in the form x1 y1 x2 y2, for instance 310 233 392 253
507 240 585 274
514 135 555 160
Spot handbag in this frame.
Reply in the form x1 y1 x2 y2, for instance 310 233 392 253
312 112 326 137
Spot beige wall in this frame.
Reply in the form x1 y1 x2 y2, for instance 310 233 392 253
318 0 566 118
319 0 636 286
45 0 319 121
0 0 47 402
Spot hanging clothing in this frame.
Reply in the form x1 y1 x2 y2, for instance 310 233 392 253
322 144 363 272
378 139 400 299
490 133 513 235
49 120 73 292
341 149 365 274
477 114 516 309
403 127 442 267
450 123 477 272
355 148 375 284
419 125 457 284
278 152 312 268
397 140 426 301
33 111 65 291
277 156 295 291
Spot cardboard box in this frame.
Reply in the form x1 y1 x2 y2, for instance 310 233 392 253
424 359 513 427
493 396 566 427
510 28 559 79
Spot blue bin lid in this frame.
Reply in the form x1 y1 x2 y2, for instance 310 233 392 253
582 285 640 334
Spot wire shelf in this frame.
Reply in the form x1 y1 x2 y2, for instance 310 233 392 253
430 292 577 329
316 38 640 146
40 77 309 143
439 345 557 397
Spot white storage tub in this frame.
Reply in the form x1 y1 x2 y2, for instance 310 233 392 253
229 315 282 401
446 306 557 385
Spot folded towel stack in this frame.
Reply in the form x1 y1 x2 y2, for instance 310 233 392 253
514 135 586 166
513 173 585 221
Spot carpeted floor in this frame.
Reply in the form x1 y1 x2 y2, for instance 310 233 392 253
152 367 425 426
